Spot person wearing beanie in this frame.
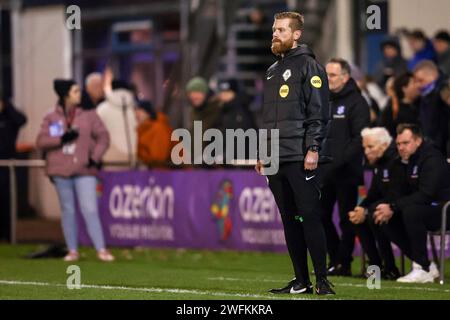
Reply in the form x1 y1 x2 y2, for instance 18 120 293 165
97 79 138 167
433 30 450 76
36 79 114 262
186 76 209 96
373 35 408 89
185 76 222 165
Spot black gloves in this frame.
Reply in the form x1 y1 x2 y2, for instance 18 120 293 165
61 129 79 144
88 158 103 170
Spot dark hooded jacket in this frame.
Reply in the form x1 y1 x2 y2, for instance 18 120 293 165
260 44 331 163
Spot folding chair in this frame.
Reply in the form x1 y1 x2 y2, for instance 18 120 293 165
428 200 450 285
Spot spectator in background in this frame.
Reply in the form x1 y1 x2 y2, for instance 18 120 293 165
379 72 420 137
433 30 450 76
374 36 408 89
322 58 370 276
81 72 105 110
217 79 256 162
97 80 138 166
0 91 27 242
406 30 437 71
36 79 114 262
136 100 174 167
185 76 222 164
440 79 450 156
352 66 380 126
413 60 449 156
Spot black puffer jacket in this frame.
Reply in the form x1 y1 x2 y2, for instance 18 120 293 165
261 45 331 163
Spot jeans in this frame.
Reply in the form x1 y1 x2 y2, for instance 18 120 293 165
53 176 105 251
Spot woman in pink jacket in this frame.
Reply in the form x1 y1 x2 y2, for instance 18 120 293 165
36 79 115 262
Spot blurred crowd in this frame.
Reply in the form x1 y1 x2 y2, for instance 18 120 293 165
0 19 449 277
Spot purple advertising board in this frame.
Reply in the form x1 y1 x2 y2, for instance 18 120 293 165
78 169 449 257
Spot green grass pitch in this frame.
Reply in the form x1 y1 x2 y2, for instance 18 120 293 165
0 244 449 300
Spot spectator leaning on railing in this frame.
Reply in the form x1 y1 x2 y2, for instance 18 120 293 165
36 79 115 262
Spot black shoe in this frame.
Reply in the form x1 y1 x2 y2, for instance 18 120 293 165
315 278 336 295
382 268 401 280
327 264 351 277
269 278 313 294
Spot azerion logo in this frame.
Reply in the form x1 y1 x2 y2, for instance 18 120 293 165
210 180 233 241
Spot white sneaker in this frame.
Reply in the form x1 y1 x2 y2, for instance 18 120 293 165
428 262 440 280
63 251 79 262
397 264 434 283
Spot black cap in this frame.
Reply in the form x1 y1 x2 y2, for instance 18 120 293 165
434 30 450 43
218 79 240 93
53 79 76 99
137 100 156 120
112 80 132 91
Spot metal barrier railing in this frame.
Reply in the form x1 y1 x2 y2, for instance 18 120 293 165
0 159 135 245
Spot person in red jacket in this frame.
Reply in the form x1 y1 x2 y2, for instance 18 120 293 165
36 79 114 262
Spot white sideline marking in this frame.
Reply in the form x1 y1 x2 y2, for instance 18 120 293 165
0 279 316 300
207 277 450 293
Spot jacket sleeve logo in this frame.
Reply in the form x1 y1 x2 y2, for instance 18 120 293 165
279 85 290 98
310 76 322 88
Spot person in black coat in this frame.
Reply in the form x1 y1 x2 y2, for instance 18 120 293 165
413 60 449 157
373 36 409 89
256 12 334 295
349 127 408 280
0 93 27 242
379 72 420 137
322 58 370 276
374 124 450 283
217 78 256 162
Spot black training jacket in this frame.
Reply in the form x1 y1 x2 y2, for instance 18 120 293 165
260 45 331 163
359 143 408 210
394 142 450 211
325 78 370 182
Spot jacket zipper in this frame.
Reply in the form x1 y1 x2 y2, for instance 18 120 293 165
274 58 283 128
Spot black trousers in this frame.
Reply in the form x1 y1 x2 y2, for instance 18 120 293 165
320 177 358 268
0 168 11 242
267 161 327 282
356 205 398 272
380 203 450 270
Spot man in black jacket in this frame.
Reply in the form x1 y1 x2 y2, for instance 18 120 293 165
321 58 370 276
349 127 407 280
0 93 27 241
374 124 450 283
414 60 449 157
255 12 334 295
